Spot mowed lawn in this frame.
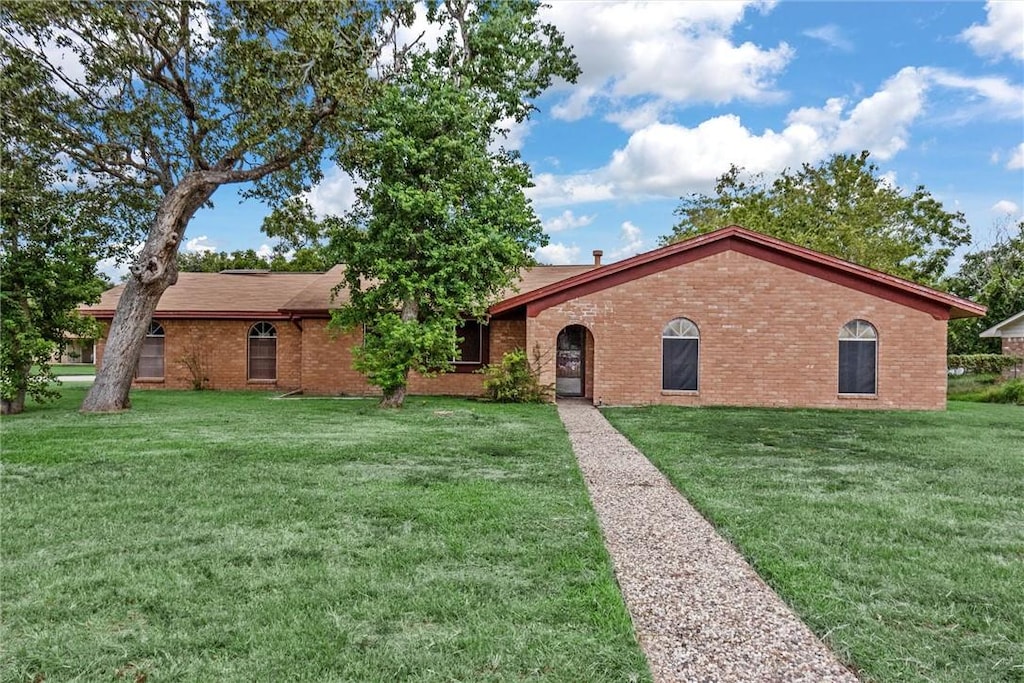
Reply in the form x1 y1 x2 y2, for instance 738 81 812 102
604 402 1024 683
2 389 650 682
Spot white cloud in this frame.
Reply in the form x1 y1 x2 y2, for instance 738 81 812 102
530 65 1023 208
97 242 144 283
185 235 217 253
991 199 1020 215
802 24 853 52
542 1 792 124
491 116 533 152
607 221 646 261
1007 142 1024 170
535 242 582 265
305 166 363 218
960 1 1024 61
544 210 595 233
256 244 274 259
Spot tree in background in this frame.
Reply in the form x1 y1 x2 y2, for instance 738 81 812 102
665 151 972 286
177 247 331 273
0 35 129 414
947 220 1024 355
2 0 408 412
331 0 578 407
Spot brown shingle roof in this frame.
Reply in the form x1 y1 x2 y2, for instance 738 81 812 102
83 264 598 319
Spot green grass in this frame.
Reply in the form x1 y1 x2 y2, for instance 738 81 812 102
2 388 650 682
30 364 96 376
603 402 1024 683
947 371 1002 401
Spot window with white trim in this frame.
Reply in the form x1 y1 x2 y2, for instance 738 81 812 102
662 318 699 391
137 320 165 379
248 322 277 380
839 319 877 394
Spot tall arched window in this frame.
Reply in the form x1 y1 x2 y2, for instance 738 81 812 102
839 320 877 394
248 322 277 380
662 318 699 391
137 320 165 379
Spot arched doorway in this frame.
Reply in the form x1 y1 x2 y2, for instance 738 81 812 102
556 325 591 397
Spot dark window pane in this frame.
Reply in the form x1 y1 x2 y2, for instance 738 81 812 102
249 337 277 380
455 322 482 363
662 338 698 391
839 340 876 394
137 337 164 378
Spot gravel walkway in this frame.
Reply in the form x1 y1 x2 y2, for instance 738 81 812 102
558 400 859 683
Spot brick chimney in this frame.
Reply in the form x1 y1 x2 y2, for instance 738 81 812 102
592 249 603 266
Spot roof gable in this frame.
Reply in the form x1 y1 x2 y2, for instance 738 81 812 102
980 309 1024 337
489 225 986 321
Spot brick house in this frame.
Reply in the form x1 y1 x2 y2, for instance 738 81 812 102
84 225 985 409
980 309 1024 378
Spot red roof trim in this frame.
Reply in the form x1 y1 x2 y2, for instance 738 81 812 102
490 225 985 320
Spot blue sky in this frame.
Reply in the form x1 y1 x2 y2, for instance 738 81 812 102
180 1 1023 272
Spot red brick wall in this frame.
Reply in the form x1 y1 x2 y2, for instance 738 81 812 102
1003 338 1024 378
529 250 949 410
96 319 301 392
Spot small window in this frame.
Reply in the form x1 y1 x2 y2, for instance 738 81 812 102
662 318 699 391
137 320 165 379
839 319 877 394
248 322 277 380
454 321 483 364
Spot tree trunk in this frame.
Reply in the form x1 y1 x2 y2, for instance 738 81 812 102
1 388 26 415
377 298 419 408
81 175 217 412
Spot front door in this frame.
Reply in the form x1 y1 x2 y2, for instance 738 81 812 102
556 326 585 397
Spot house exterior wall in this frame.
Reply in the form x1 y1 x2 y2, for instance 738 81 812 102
1002 337 1024 378
96 319 302 391
527 249 948 410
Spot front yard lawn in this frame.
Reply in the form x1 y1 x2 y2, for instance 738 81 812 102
2 389 650 682
604 402 1023 683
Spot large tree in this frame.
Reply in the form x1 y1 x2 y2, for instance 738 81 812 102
666 151 972 286
330 0 578 407
946 220 1024 355
2 0 408 412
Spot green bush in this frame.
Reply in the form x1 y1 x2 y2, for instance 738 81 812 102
480 348 552 403
947 353 1023 374
980 379 1024 405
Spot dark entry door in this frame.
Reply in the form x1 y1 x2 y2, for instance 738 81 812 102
556 326 585 397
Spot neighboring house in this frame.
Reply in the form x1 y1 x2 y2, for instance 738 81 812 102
53 336 95 365
82 225 985 409
980 309 1024 377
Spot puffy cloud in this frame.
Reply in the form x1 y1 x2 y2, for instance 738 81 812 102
530 65 1023 207
991 199 1020 215
802 24 853 52
256 244 275 259
535 242 581 265
305 166 362 218
542 1 792 123
1006 142 1024 170
607 221 646 261
185 235 216 253
960 1 1024 61
544 210 595 233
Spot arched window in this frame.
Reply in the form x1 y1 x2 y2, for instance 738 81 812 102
839 320 877 394
248 322 277 380
662 318 699 391
137 320 165 379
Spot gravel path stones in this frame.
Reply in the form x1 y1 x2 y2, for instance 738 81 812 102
557 400 858 683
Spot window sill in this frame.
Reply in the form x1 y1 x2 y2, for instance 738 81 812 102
247 379 277 384
661 389 699 396
452 363 483 374
135 377 164 383
838 393 877 399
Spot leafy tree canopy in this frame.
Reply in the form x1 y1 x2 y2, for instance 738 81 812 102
665 151 972 286
328 0 579 407
946 220 1024 355
2 0 411 411
177 247 331 273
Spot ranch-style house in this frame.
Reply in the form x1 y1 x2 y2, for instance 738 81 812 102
83 225 985 409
